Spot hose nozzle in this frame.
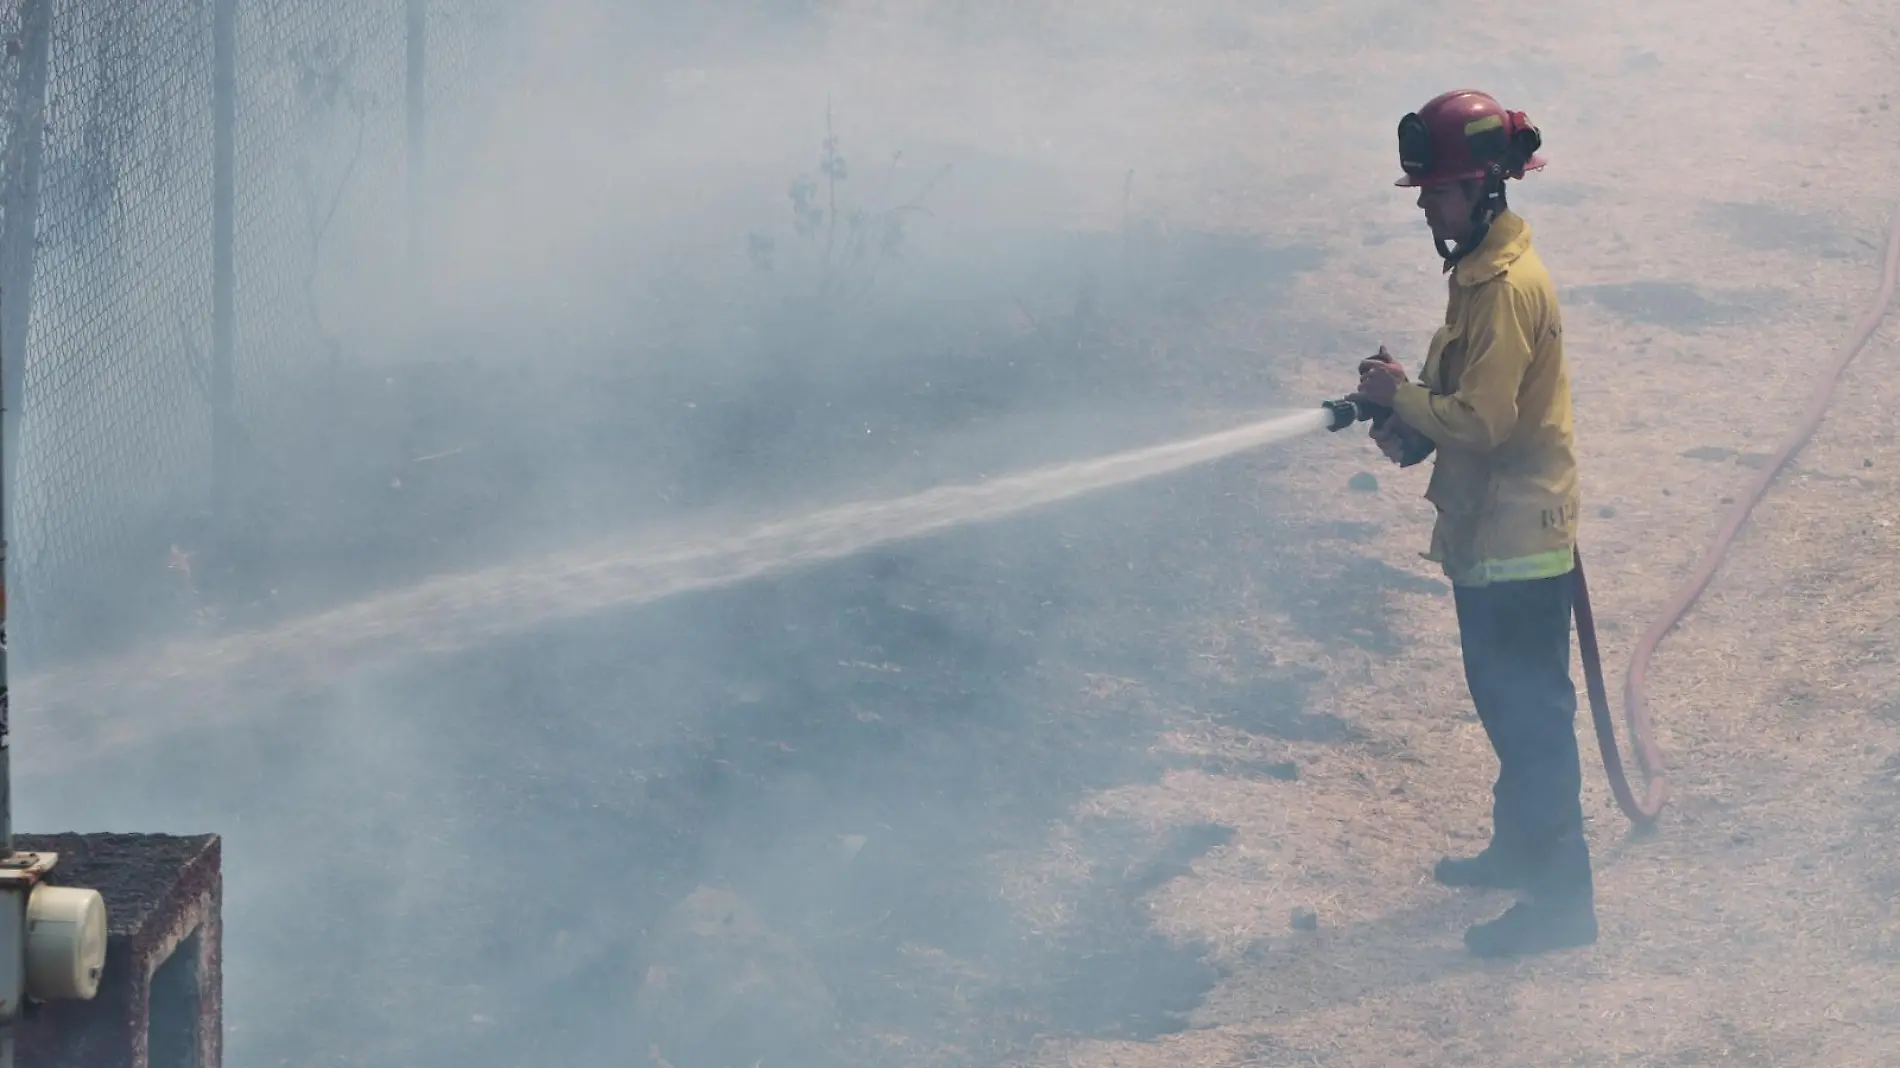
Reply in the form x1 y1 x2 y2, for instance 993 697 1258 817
1323 395 1432 466
1321 397 1390 432
1321 397 1358 432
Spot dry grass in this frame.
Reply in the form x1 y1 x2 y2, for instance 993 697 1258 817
792 0 1900 1064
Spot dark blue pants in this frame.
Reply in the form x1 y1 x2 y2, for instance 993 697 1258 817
1453 573 1594 904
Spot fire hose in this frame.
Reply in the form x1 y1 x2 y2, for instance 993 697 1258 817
1321 205 1900 827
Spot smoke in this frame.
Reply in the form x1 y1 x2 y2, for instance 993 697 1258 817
15 3 1400 1066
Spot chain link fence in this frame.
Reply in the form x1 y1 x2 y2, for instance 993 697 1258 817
0 0 508 664
16 0 218 664
234 1 407 423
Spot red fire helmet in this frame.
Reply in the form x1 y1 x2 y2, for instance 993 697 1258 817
1395 89 1547 188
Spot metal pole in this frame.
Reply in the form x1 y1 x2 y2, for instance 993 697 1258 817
0 4 51 1062
405 0 426 317
0 0 54 861
211 0 236 519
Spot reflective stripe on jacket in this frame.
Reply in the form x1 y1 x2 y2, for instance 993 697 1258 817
1389 210 1579 588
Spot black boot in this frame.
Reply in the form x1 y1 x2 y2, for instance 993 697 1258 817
1464 895 1597 958
1432 846 1526 890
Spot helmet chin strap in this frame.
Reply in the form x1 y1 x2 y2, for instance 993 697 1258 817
1436 164 1510 273
1436 223 1488 273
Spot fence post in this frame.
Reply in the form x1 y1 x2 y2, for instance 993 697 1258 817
1 0 51 543
406 0 426 321
211 0 237 520
0 4 52 1064
0 0 52 833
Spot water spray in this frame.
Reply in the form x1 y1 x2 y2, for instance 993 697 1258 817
18 408 1337 771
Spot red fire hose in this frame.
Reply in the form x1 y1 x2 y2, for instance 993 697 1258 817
1578 204 1900 827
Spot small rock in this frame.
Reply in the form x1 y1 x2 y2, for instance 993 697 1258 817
1661 488 1672 496
1720 496 1735 505
1348 472 1380 493
1291 907 1319 932
1598 505 1617 519
1865 458 1875 468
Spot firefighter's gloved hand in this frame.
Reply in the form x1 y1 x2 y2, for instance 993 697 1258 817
1370 417 1410 465
1353 346 1407 408
1357 345 1406 380
1374 418 1436 467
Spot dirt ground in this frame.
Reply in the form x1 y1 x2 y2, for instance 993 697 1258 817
30 1 1900 1065
792 1 1900 1066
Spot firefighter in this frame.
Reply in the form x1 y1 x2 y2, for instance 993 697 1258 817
1348 89 1597 958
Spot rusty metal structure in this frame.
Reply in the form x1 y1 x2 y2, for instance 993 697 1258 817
13 836 218 1068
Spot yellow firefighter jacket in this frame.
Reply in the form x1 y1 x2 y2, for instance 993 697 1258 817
1389 209 1579 587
